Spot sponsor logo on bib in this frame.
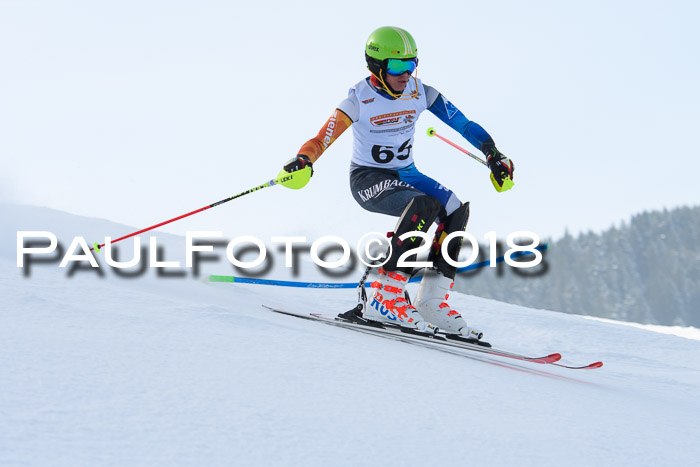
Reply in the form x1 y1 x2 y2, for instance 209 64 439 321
370 110 416 127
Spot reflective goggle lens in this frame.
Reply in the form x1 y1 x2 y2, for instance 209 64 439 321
386 58 417 76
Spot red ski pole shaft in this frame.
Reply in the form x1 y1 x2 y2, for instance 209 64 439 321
426 127 487 166
427 127 514 193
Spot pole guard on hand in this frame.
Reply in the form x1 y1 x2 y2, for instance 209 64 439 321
274 166 312 190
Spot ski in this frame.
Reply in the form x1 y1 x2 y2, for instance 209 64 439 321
552 360 604 370
262 306 602 369
309 311 562 365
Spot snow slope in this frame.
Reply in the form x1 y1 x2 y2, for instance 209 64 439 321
2 204 700 466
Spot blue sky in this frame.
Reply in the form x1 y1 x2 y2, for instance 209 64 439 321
2 1 699 245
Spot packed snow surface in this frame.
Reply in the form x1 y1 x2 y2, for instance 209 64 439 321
2 205 699 466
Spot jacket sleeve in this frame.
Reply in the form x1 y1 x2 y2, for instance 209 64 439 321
425 86 496 154
297 109 353 163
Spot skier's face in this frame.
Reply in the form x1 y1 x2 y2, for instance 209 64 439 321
384 71 410 92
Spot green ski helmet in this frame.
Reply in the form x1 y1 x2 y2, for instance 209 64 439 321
365 26 418 79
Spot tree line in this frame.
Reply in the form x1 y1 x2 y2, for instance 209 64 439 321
453 205 700 327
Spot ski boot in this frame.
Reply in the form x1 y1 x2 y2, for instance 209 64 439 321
413 268 483 340
364 268 438 335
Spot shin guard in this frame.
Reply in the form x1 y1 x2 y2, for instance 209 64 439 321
428 202 470 279
383 195 442 274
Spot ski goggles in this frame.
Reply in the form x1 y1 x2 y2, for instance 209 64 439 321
385 58 418 76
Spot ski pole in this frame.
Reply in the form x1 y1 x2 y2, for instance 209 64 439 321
426 127 514 192
427 127 487 166
90 167 312 252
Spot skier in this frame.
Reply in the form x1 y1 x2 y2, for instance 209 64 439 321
281 26 514 339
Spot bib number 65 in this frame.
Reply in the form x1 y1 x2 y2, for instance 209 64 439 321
371 139 413 164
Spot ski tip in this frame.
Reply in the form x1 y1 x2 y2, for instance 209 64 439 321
547 353 563 363
527 353 562 364
554 360 604 370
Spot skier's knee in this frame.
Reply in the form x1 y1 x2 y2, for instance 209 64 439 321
406 195 442 221
393 195 442 235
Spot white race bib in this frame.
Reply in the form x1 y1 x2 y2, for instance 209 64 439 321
348 77 428 169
